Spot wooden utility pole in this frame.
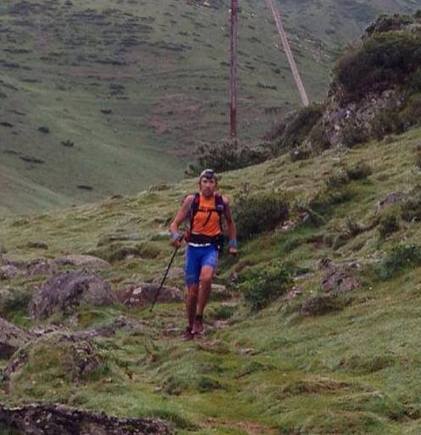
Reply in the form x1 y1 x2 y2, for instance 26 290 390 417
265 0 309 107
229 0 239 140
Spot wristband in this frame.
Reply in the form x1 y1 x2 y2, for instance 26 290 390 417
228 239 238 249
171 231 181 241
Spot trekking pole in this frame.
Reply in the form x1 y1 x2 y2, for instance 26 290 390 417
150 244 180 312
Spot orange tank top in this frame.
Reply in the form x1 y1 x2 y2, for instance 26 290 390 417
191 194 222 237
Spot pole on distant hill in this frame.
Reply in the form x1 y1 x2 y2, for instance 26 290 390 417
265 0 310 107
230 0 239 141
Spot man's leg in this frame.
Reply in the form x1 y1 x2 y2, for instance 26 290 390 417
193 247 218 335
184 245 200 339
186 284 199 330
196 266 214 317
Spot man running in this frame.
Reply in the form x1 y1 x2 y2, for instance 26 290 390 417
170 169 238 340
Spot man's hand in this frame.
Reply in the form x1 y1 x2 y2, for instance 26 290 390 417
228 240 238 256
228 246 238 256
170 232 184 248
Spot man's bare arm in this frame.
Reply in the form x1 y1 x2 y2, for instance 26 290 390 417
169 195 194 236
223 196 237 251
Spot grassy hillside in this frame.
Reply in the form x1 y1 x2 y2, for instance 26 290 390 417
0 123 420 432
1 0 419 214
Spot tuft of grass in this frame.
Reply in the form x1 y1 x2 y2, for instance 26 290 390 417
376 244 421 280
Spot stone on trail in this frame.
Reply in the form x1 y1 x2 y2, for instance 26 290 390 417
117 283 183 307
29 270 117 319
0 403 171 435
0 316 31 358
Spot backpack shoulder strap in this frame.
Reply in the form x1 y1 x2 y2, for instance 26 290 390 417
189 192 201 228
214 193 225 215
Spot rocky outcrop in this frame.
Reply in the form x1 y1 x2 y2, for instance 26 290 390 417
3 332 102 387
319 258 361 294
0 317 31 358
0 403 171 434
30 270 116 319
318 88 403 148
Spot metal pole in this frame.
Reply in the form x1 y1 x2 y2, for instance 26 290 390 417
230 0 238 140
150 245 180 312
265 0 309 107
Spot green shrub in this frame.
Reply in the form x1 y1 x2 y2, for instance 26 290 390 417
238 261 292 311
325 170 349 189
401 185 421 222
269 104 324 153
400 93 421 128
376 244 421 280
234 192 288 240
308 186 354 219
307 120 331 152
186 140 270 175
335 32 421 102
378 212 400 238
341 122 369 147
210 304 236 320
371 109 404 140
345 161 373 180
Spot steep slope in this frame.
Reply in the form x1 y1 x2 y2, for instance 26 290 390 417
1 0 420 213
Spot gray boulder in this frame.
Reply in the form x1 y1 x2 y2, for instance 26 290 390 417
30 270 116 319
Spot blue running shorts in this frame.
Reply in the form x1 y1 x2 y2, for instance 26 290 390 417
185 244 219 286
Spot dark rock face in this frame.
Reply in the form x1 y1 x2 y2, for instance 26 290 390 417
0 317 31 358
320 88 403 148
0 403 172 434
116 283 182 307
29 270 116 319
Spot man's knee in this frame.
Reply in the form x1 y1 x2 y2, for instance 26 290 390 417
200 267 214 284
187 284 199 297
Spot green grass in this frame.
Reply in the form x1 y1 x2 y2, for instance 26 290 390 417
0 125 420 432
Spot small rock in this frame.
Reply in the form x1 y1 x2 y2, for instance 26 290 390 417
117 283 182 307
0 264 20 280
